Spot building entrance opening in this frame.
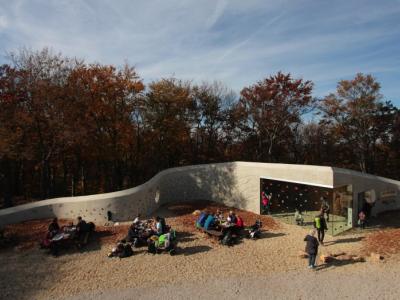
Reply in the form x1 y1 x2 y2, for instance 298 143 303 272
358 190 376 220
260 178 353 235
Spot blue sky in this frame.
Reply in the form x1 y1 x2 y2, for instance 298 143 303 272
0 0 399 105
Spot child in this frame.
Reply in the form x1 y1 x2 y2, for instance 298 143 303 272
358 211 366 229
304 229 319 269
294 209 304 226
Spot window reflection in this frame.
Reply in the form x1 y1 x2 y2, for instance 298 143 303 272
260 179 353 235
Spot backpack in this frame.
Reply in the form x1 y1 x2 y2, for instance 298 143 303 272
147 240 157 254
120 244 133 258
314 217 321 229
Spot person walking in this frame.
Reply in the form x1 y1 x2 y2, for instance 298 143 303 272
314 211 328 245
304 229 319 269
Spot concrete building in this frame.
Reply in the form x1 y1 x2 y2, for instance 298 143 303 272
1 162 399 234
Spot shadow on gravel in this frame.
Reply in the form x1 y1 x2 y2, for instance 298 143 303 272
259 232 286 239
178 245 212 256
177 232 198 243
316 258 365 271
323 237 364 246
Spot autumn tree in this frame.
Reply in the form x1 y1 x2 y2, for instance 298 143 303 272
65 63 144 192
320 73 397 173
191 82 236 163
143 78 195 170
239 72 315 162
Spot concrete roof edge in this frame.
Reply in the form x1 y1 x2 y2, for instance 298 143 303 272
332 167 400 186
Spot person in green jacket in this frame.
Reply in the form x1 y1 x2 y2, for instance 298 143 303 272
314 210 328 245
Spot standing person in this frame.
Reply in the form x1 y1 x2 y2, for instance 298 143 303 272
314 211 327 245
358 211 366 229
304 229 319 269
321 197 330 222
261 192 269 214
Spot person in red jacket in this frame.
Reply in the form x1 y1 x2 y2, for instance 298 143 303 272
236 215 244 228
232 215 244 235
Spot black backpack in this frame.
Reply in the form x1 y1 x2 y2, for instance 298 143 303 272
124 244 133 257
147 240 157 254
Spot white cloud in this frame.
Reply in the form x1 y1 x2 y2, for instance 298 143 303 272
0 0 399 102
0 15 8 31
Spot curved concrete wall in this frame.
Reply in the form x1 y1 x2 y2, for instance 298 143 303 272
0 162 399 226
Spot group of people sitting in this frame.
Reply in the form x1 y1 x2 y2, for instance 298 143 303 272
196 209 244 234
41 216 94 255
108 214 176 258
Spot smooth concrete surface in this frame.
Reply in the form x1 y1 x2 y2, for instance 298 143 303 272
334 167 400 218
0 162 399 227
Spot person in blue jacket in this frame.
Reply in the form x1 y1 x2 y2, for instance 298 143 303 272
204 213 216 230
196 211 209 228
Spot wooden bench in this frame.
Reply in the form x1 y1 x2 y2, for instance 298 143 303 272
205 229 223 238
197 227 223 239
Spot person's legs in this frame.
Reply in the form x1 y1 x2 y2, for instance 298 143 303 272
308 253 313 267
310 254 316 267
320 230 325 244
317 229 322 242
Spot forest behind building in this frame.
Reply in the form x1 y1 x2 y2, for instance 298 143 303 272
0 48 399 208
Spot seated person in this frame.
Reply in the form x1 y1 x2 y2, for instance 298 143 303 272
227 211 237 224
125 223 139 242
249 219 262 239
156 231 175 251
294 209 304 226
133 214 142 225
231 215 244 235
204 213 216 231
75 216 90 247
235 215 244 229
153 216 164 236
215 209 224 222
76 216 88 233
196 211 209 228
48 218 60 238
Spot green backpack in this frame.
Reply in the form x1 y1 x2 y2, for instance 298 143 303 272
315 217 321 229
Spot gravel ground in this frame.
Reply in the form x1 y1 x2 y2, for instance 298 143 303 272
65 262 400 300
1 203 399 300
